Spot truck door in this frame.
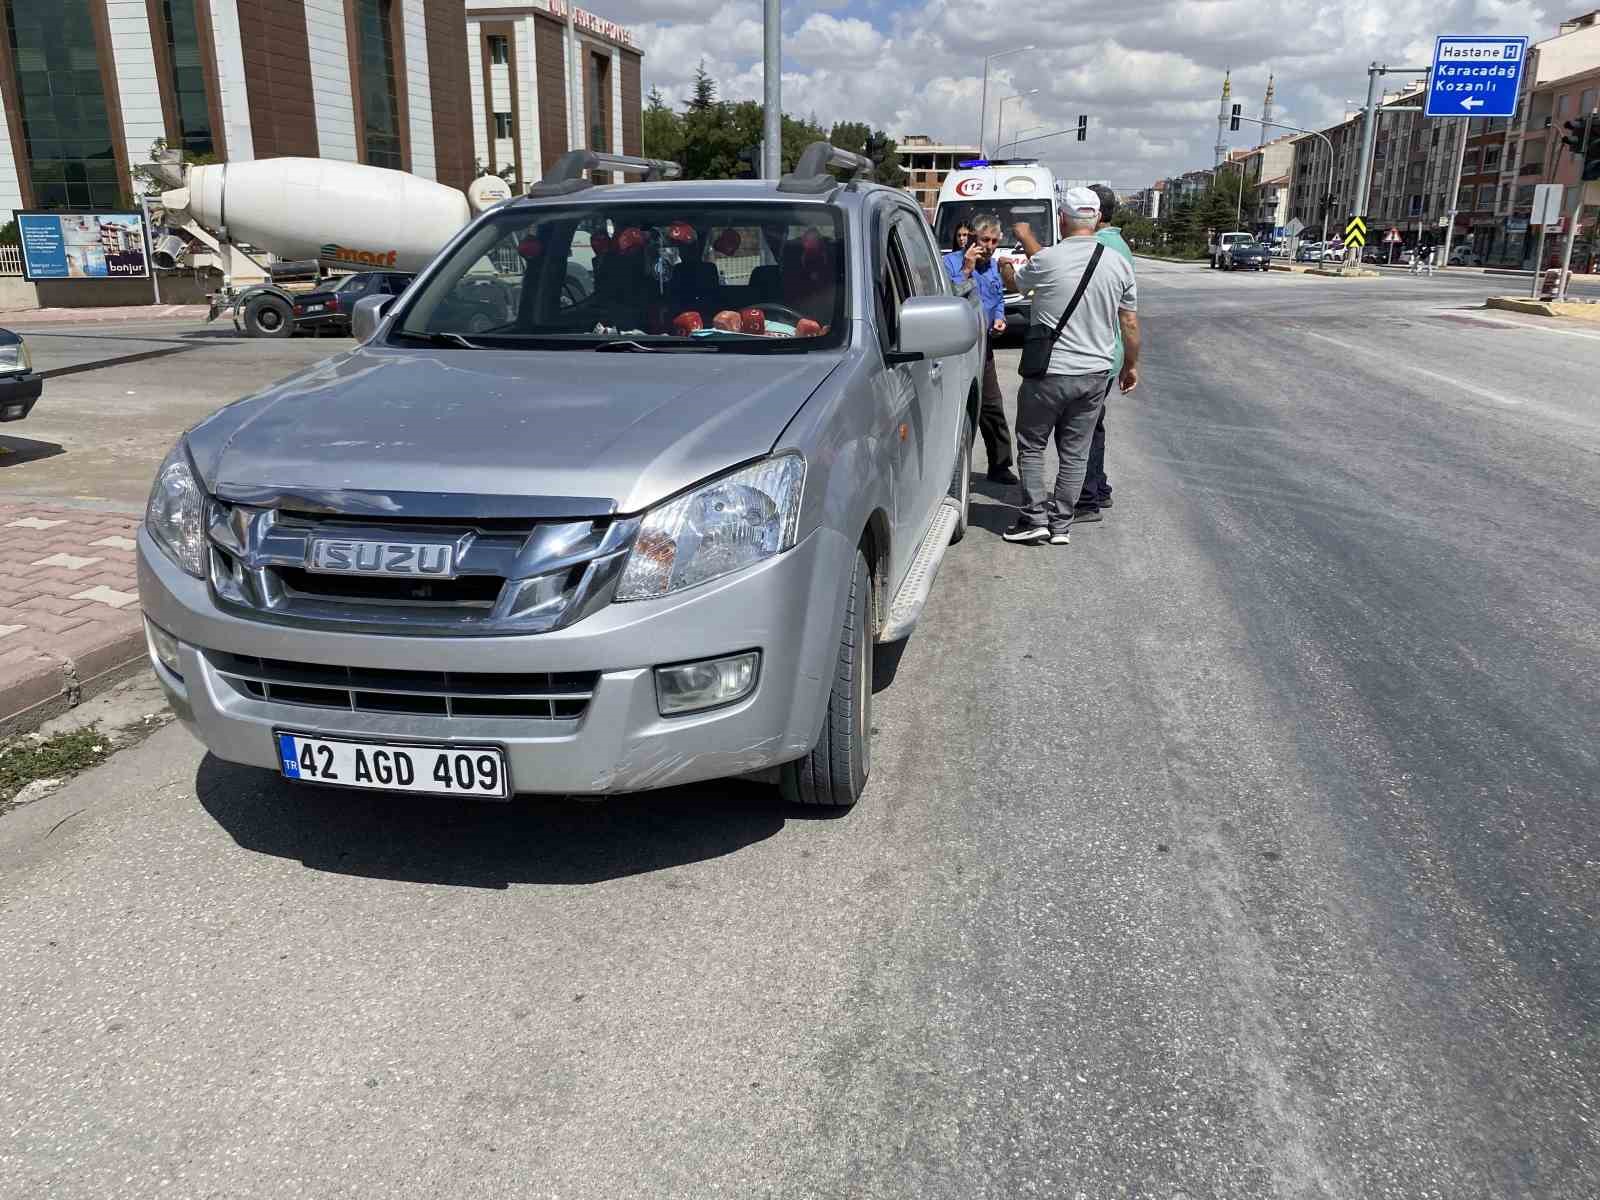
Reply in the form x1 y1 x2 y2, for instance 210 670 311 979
892 208 964 533
872 208 929 587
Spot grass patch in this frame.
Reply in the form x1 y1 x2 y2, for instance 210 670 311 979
0 726 113 813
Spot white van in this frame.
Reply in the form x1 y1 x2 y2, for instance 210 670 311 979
933 159 1059 323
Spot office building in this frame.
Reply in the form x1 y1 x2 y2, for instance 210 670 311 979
896 135 980 217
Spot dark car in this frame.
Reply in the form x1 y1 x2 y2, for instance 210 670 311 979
1226 241 1272 271
292 271 414 334
0 327 43 422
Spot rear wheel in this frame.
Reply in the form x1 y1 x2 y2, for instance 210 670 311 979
242 294 293 338
781 548 873 809
948 415 972 544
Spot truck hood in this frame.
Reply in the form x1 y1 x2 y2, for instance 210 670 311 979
185 344 843 517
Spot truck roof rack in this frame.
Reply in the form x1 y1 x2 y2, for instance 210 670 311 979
777 141 874 194
528 150 683 196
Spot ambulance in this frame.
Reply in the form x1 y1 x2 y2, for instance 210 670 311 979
933 158 1060 323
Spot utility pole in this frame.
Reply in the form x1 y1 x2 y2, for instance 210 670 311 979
1353 62 1429 226
1439 118 1470 269
762 0 780 178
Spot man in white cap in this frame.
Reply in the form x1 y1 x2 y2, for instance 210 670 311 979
1002 186 1139 545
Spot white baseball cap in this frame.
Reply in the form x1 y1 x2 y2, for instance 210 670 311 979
1062 186 1101 219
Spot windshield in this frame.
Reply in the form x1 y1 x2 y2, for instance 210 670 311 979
394 202 847 352
934 200 1056 252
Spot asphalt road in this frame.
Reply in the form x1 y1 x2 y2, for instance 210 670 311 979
3 266 1598 1197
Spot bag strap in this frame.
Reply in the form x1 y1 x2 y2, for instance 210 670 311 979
1041 242 1104 347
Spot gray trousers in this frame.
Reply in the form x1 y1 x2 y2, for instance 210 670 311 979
1014 370 1111 533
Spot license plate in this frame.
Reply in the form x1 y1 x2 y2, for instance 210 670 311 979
303 304 325 312
275 731 509 798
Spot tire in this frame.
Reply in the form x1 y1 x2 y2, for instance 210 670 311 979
948 415 971 544
781 548 874 809
242 294 293 338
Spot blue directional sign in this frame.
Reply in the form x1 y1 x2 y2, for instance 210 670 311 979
1426 35 1528 118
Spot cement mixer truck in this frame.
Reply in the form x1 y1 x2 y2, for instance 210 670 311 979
151 155 513 337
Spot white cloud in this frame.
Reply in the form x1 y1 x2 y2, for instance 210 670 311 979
621 0 1573 188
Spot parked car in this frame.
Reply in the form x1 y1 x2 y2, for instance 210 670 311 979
0 327 42 423
292 270 415 335
1295 242 1324 263
136 144 984 810
1448 246 1480 267
1223 241 1272 271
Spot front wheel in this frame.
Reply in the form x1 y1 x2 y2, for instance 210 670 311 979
948 414 971 544
780 548 874 809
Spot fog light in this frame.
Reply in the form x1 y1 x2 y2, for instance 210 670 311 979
654 651 759 716
1 403 22 419
143 616 182 679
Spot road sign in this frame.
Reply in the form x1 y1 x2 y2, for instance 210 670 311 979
1343 215 1367 248
1284 217 1305 237
1385 228 1401 243
1532 183 1564 226
1426 36 1528 119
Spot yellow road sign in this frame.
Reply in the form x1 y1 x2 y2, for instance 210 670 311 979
1343 215 1367 248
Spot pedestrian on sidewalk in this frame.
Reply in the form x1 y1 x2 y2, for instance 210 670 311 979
1075 183 1135 524
1002 187 1139 546
943 213 1018 485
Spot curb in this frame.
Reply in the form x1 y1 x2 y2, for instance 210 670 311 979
0 304 208 326
0 626 146 737
1485 295 1600 322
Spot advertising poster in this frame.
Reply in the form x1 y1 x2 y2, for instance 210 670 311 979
13 211 149 281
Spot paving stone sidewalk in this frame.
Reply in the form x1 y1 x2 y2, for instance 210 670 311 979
0 504 145 733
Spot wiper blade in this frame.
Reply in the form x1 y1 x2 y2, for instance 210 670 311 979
593 339 715 353
394 330 485 349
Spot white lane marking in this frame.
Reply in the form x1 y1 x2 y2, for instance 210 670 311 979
1430 311 1600 342
1302 330 1525 406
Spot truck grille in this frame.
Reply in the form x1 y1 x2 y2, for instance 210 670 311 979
205 504 638 635
211 651 598 721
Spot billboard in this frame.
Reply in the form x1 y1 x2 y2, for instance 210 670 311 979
12 210 149 281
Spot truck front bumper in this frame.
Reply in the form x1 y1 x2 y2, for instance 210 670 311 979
137 524 852 795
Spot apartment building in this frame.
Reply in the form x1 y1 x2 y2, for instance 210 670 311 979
0 0 480 214
1240 135 1294 235
896 135 981 217
465 0 641 191
1495 11 1600 267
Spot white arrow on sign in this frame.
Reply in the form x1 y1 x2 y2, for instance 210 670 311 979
1461 96 1484 110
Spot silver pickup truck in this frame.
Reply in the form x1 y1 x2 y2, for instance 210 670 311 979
137 144 983 810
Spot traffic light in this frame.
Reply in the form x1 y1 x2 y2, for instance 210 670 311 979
1559 117 1588 155
1230 103 1241 132
1561 117 1600 182
1076 114 1088 143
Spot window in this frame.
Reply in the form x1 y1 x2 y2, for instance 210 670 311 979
158 0 215 157
1458 185 1473 210
1483 147 1501 172
1499 183 1510 210
1408 194 1423 216
589 53 610 152
1583 89 1597 115
1463 149 1481 175
494 112 512 139
1477 184 1496 210
878 229 913 348
895 212 944 296
488 34 509 65
355 0 403 169
6 0 122 208
1515 184 1534 207
1557 94 1571 119
1431 127 1440 147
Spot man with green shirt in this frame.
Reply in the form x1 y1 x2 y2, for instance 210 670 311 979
1076 184 1134 522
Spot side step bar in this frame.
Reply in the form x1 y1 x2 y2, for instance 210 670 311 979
878 499 961 642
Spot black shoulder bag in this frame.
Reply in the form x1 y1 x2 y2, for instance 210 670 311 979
1018 243 1104 380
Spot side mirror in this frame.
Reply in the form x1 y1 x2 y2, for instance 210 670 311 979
351 294 395 343
890 294 980 363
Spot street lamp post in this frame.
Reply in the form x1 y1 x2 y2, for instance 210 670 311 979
1004 124 1047 156
978 46 1033 156
997 91 1039 157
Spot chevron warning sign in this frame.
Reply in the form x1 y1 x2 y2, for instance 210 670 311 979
1343 216 1368 249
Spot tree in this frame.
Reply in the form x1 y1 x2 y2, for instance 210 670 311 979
1112 205 1156 251
864 129 906 188
828 121 871 155
643 91 684 163
687 61 717 112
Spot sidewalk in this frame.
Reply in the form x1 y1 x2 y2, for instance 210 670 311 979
0 304 208 326
0 503 145 734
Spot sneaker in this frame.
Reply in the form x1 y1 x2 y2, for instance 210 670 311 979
1002 522 1049 544
1072 507 1104 524
1049 531 1070 545
987 466 1020 485
1101 496 1114 509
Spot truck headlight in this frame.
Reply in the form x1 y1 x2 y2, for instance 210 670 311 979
0 340 31 375
616 455 805 601
145 443 208 579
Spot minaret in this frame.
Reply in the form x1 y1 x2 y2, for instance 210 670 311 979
1215 69 1231 167
1261 73 1275 140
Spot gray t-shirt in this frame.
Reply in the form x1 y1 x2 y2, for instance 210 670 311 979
1013 236 1137 375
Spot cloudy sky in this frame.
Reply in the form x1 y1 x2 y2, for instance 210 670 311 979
608 0 1564 190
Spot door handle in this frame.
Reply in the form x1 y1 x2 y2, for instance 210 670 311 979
928 360 942 380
